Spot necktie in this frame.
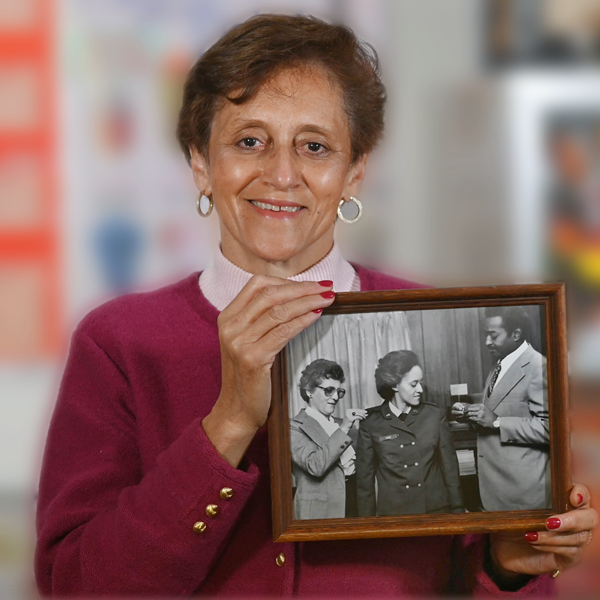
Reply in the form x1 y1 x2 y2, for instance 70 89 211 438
487 361 502 397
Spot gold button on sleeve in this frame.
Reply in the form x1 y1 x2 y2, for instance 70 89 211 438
206 504 219 517
275 552 286 567
192 521 207 534
219 487 233 499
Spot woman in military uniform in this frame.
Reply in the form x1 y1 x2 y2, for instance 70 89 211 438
356 350 464 516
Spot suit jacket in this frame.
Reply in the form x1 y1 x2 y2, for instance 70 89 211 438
290 409 353 520
356 400 463 516
477 344 551 511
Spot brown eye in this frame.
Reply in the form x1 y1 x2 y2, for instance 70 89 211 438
240 137 259 148
307 142 323 153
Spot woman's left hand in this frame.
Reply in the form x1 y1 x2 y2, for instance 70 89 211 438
490 484 598 578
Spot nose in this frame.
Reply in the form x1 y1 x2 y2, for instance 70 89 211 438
485 335 493 348
260 144 302 190
416 384 423 395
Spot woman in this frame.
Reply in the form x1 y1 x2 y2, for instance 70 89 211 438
35 14 596 597
290 359 366 520
356 350 463 516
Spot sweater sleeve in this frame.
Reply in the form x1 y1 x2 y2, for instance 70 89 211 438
35 326 260 596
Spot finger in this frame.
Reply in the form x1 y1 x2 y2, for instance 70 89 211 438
570 483 591 509
223 276 332 324
243 290 335 342
236 281 334 333
527 543 583 566
222 274 288 316
251 307 326 359
544 508 599 534
525 529 593 548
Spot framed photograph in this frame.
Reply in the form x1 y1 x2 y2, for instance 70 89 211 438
268 284 570 541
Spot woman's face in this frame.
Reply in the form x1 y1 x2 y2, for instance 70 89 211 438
190 66 367 275
395 366 424 407
307 377 345 418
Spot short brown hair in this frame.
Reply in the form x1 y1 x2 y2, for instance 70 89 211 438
299 359 345 403
176 14 386 164
375 350 421 401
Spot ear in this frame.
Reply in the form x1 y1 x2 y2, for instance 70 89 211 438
511 328 523 342
190 147 212 196
342 153 369 200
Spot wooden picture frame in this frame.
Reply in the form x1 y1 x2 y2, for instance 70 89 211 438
268 284 570 542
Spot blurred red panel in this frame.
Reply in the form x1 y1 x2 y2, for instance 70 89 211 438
0 0 60 358
0 0 41 32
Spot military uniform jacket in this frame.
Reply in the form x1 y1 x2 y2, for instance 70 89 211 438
477 344 550 511
356 400 463 516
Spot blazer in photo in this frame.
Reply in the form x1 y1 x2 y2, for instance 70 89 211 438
477 344 551 511
290 409 354 520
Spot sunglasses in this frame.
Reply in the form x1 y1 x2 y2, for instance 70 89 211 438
316 385 346 399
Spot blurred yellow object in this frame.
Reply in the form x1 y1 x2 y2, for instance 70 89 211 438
574 249 600 286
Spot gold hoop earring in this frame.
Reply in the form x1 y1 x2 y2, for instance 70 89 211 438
197 193 213 217
337 196 362 224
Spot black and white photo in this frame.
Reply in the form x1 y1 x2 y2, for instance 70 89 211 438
285 303 550 521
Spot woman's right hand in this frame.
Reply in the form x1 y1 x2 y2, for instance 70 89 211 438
341 408 367 433
202 275 336 467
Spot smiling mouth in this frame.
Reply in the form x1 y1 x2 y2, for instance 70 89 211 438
250 200 303 213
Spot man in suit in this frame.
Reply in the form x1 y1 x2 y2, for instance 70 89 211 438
453 306 551 511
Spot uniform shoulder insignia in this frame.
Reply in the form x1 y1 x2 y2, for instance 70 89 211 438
365 403 384 415
420 400 440 410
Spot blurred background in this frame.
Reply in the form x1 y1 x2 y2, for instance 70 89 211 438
1 0 600 597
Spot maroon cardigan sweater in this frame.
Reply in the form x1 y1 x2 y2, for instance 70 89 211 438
35 265 554 596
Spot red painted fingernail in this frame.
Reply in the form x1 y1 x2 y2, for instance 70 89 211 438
546 518 561 530
577 493 584 506
318 280 333 287
312 308 323 314
320 291 335 299
524 532 538 542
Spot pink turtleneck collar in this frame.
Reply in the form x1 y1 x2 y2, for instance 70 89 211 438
199 243 360 311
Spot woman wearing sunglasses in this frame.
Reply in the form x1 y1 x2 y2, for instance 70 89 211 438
290 359 366 520
356 350 464 517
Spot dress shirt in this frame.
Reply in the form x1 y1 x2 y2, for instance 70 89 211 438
496 341 530 386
